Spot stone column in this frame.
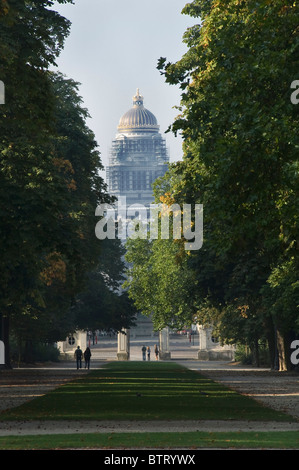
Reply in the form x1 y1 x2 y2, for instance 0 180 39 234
117 329 130 360
159 327 171 360
199 326 208 349
198 325 209 360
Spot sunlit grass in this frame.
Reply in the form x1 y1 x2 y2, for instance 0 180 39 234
0 431 298 450
0 362 294 423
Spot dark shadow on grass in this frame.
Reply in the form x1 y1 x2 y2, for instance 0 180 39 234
0 362 295 422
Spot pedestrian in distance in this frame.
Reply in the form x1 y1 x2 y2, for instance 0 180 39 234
154 344 159 360
74 345 83 369
147 345 151 361
142 345 146 361
84 346 91 369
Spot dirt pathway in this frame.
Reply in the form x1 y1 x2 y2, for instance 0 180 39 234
200 368 299 420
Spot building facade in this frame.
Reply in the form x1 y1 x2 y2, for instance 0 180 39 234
107 90 169 345
106 89 169 207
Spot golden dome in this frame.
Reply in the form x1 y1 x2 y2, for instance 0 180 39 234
118 89 159 133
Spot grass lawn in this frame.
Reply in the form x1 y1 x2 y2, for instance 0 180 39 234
0 362 298 450
0 361 294 422
0 431 298 450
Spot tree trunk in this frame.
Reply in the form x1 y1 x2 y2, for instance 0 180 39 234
265 317 278 370
252 337 260 367
276 328 292 371
24 340 35 364
249 337 260 367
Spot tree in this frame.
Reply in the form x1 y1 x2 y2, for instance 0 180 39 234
124 173 196 331
0 1 116 365
72 238 137 333
0 0 76 365
125 238 195 331
6 71 116 361
157 0 299 369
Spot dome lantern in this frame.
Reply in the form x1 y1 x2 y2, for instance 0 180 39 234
118 89 159 133
133 88 144 107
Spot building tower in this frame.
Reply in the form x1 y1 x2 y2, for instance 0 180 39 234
107 90 169 343
106 89 169 207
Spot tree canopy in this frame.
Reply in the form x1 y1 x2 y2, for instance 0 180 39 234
156 0 299 370
0 0 132 364
123 0 299 370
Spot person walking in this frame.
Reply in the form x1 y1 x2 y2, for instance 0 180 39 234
147 346 151 361
84 346 91 369
154 344 159 360
74 345 83 369
141 345 146 361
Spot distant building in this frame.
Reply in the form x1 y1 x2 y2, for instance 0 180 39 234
106 89 169 207
107 90 169 338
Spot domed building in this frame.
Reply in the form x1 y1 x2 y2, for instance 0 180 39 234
106 89 169 207
106 90 169 344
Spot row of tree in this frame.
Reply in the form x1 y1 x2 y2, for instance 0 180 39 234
0 0 135 365
125 0 299 371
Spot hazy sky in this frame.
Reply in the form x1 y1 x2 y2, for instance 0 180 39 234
51 0 197 178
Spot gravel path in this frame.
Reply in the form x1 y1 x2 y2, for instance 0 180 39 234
0 361 298 436
0 419 298 436
192 367 299 420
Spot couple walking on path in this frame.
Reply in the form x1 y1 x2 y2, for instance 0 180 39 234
142 344 159 361
74 346 91 369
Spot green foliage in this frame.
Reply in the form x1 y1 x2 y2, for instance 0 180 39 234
235 343 270 367
0 1 126 360
4 72 112 347
72 239 137 332
9 338 60 364
124 237 195 331
124 165 202 330
156 0 299 369
0 1 76 354
262 256 299 334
